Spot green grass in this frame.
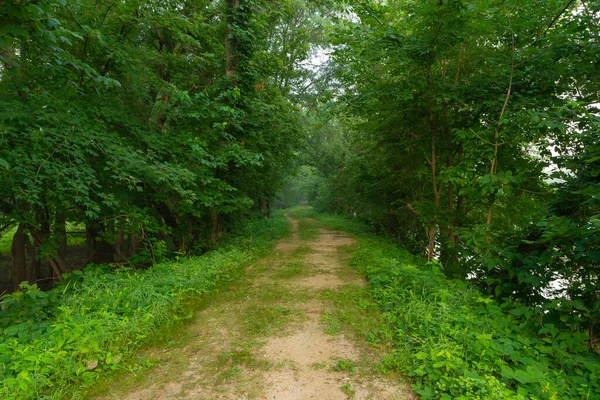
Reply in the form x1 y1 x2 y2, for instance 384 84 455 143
272 261 306 279
285 206 318 219
318 285 394 349
0 213 289 400
243 304 298 337
340 381 356 397
297 218 321 241
330 359 357 374
290 243 313 258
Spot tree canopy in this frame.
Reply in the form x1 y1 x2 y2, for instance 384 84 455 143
286 0 599 362
1 0 329 287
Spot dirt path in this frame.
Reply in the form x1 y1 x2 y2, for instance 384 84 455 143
94 216 411 399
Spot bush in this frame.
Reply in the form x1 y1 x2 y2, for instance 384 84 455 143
352 238 600 399
0 213 288 399
311 212 600 400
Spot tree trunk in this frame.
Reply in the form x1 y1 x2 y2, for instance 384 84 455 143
30 229 63 281
259 197 270 217
210 208 222 243
425 69 440 261
225 0 241 77
11 224 27 290
23 233 34 282
32 208 63 281
336 153 346 212
86 221 115 264
56 217 69 272
27 236 45 283
487 20 515 240
126 232 139 258
447 181 456 245
114 229 125 261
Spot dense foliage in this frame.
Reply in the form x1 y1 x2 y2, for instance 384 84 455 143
290 0 599 355
0 212 288 399
307 209 600 399
0 0 321 289
356 240 599 400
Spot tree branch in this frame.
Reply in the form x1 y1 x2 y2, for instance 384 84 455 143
542 0 577 37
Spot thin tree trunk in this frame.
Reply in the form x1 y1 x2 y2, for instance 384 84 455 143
126 232 139 258
225 0 241 77
210 208 222 243
114 229 125 261
86 221 115 264
486 18 515 240
448 181 456 245
11 224 27 290
336 153 346 212
48 258 64 281
56 217 69 271
425 69 440 261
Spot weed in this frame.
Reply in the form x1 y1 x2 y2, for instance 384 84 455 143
218 365 242 382
243 304 298 337
165 340 182 349
290 244 313 258
331 359 357 374
322 311 341 334
219 345 257 368
253 284 299 303
312 361 326 370
272 261 305 279
297 218 321 241
352 235 600 399
340 382 356 398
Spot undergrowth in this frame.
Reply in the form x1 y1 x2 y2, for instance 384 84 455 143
309 209 600 400
0 226 17 255
0 213 288 399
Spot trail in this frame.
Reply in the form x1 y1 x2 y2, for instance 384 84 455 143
95 216 411 399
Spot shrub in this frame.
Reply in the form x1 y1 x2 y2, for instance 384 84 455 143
352 238 600 399
0 213 288 399
312 212 600 400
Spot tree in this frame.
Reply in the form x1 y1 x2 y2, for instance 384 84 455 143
0 0 312 289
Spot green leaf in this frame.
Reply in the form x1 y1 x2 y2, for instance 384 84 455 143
513 369 531 384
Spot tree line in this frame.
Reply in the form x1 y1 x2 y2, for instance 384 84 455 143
0 0 328 290
293 0 599 349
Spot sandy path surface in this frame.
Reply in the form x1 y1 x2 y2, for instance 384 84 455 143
97 216 411 400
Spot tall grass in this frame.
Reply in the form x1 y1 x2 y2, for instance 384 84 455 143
0 213 288 399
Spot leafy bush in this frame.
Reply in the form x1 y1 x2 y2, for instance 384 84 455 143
0 213 288 399
312 212 600 400
351 238 600 399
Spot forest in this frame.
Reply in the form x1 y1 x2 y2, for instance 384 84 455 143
0 0 599 399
